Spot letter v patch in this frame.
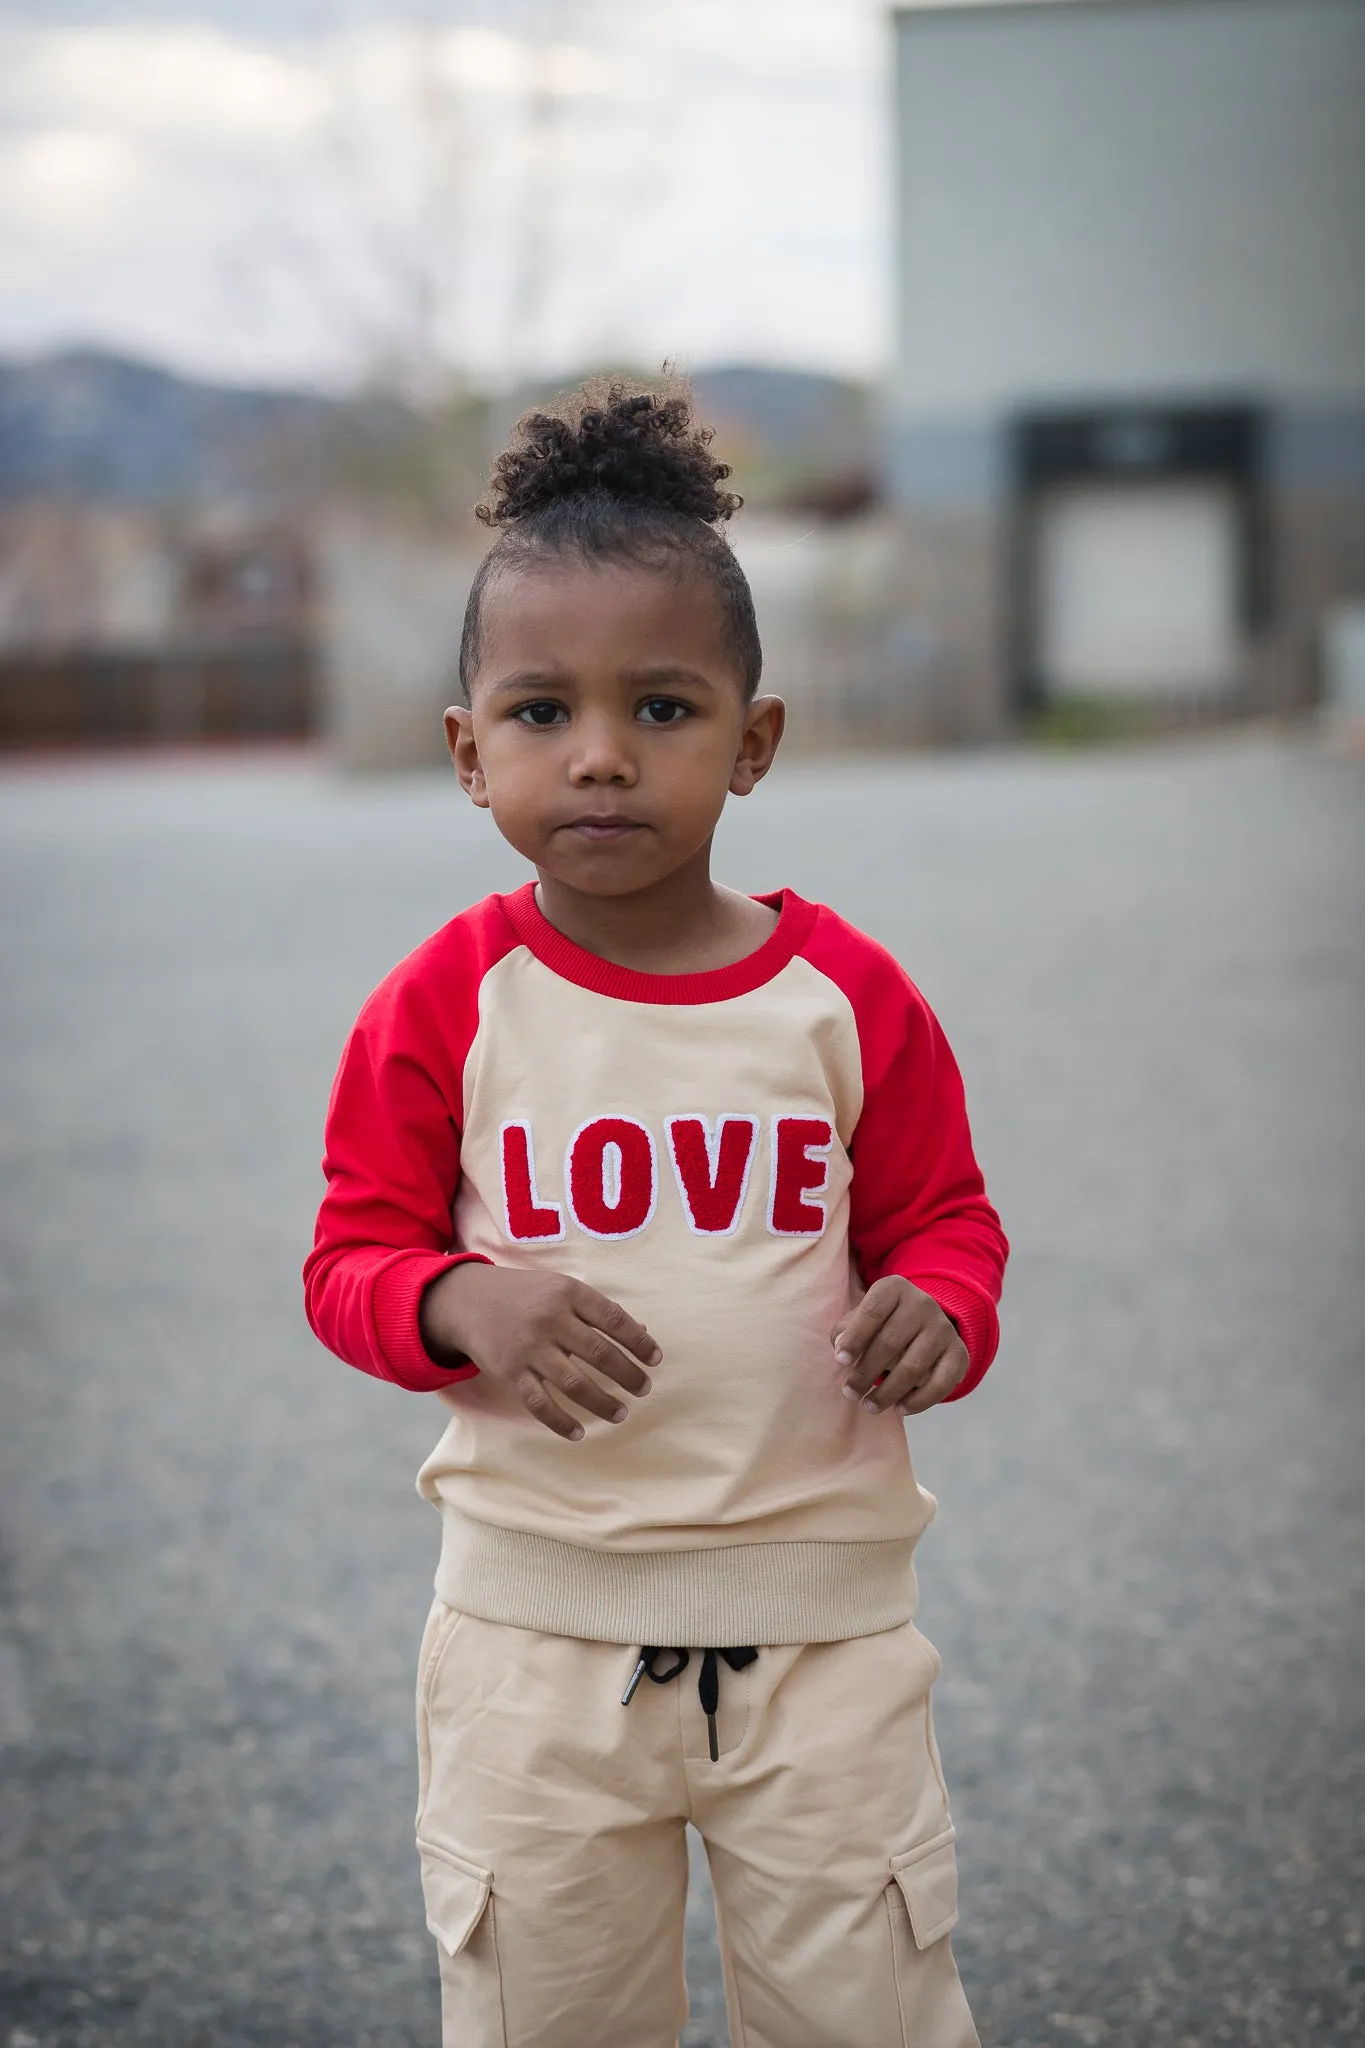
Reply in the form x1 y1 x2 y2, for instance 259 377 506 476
665 1115 760 1236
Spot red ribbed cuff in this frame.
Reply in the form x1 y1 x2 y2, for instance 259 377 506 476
905 1273 999 1401
371 1251 490 1392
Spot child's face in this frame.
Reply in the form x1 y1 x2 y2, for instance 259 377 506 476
446 559 782 898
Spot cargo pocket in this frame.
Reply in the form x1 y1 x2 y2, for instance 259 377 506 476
417 1837 505 2048
886 1826 978 2047
890 1824 959 1947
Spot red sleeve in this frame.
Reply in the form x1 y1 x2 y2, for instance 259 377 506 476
302 898 516 1392
802 907 1008 1399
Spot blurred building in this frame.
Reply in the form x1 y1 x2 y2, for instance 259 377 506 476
887 0 1365 735
0 507 316 748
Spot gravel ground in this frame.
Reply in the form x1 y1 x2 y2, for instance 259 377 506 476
1 735 1361 2048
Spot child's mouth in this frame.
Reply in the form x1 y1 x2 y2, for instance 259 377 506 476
563 816 647 842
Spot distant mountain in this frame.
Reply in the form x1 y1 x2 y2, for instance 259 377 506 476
0 348 870 507
0 349 336 504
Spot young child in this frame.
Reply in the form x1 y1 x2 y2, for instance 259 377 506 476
304 383 1007 2048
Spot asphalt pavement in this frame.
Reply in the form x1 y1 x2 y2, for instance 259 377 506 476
1 734 1362 2047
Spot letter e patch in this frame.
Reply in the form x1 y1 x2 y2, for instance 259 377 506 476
768 1115 834 1236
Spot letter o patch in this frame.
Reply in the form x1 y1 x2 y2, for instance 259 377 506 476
565 1117 658 1240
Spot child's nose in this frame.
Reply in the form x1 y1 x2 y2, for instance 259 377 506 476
567 715 637 785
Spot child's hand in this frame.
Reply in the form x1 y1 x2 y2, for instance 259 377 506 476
832 1277 968 1416
420 1262 661 1441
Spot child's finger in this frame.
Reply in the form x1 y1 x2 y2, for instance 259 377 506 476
831 1278 904 1373
515 1369 590 1441
897 1347 969 1416
566 1318 655 1398
865 1328 943 1412
542 1349 635 1424
570 1283 663 1368
840 1301 922 1401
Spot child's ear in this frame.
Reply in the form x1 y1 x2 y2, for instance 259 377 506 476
729 695 785 796
445 705 490 808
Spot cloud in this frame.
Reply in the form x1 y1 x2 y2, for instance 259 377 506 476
0 2 888 387
0 129 144 239
0 25 329 149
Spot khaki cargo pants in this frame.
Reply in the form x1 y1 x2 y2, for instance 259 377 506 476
415 1604 979 2048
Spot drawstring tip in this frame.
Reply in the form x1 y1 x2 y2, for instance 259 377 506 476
621 1655 648 1707
707 1712 719 1763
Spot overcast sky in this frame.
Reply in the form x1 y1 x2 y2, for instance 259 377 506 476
0 0 896 391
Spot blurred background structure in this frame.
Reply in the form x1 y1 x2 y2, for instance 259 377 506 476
2 0 1362 760
887 0 1365 742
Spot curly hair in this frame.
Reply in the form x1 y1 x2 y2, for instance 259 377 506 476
458 380 762 699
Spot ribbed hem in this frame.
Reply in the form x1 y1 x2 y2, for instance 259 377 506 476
434 1509 919 1647
499 883 819 1006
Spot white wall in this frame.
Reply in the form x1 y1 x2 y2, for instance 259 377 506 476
891 0 1365 418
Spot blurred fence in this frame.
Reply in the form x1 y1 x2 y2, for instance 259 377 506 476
0 643 316 748
0 505 318 750
1 504 1337 763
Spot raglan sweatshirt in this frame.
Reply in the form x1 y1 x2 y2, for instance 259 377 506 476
304 883 1007 1648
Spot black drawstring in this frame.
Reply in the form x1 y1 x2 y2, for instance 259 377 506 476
621 1645 759 1761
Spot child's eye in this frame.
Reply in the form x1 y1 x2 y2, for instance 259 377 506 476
637 698 689 726
513 701 568 728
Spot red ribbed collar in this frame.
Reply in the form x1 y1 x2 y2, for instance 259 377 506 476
498 881 817 1005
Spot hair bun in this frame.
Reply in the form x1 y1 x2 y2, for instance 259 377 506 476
478 381 741 528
